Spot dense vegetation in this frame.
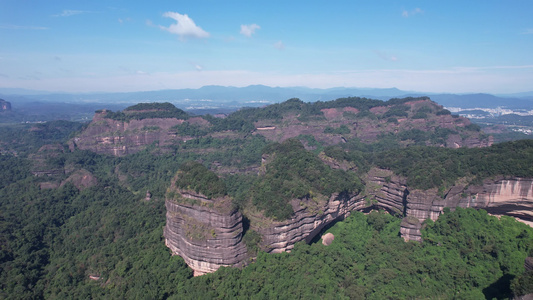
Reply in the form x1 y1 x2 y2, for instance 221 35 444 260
372 139 533 190
103 102 189 121
174 161 227 199
320 138 533 190
0 121 83 155
1 97 533 299
0 167 192 299
173 209 533 299
2 152 531 299
246 139 362 220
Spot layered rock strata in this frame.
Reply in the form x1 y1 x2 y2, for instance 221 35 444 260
399 216 422 242
74 98 493 158
249 192 365 253
364 168 408 215
72 111 185 156
365 169 533 241
525 257 533 272
165 165 533 275
30 144 66 177
164 189 248 276
449 178 533 223
253 99 492 148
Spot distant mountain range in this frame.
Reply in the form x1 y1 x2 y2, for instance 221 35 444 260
1 85 533 111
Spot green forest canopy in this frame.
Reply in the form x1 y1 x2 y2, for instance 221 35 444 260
1 101 533 298
247 139 362 220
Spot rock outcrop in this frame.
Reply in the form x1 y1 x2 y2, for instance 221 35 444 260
0 99 11 112
60 169 97 190
72 111 185 156
248 192 365 253
321 233 335 246
73 98 492 158
164 163 533 275
525 257 533 272
400 216 422 242
364 171 533 241
30 144 65 177
253 99 492 149
450 177 533 226
364 168 408 215
164 185 248 276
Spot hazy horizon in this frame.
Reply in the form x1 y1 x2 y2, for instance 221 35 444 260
1 1 532 94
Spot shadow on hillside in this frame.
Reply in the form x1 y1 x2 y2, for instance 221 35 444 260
483 273 514 299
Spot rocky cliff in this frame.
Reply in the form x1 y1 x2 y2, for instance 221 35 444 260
71 110 185 156
253 98 492 148
165 160 533 274
449 177 533 226
73 98 492 157
164 187 368 274
247 192 365 253
164 183 248 276
364 170 533 241
30 144 98 190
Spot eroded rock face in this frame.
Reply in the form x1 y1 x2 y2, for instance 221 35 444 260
253 99 492 149
60 169 97 190
525 257 533 272
250 192 365 253
164 188 248 276
165 163 533 276
404 178 533 240
450 178 533 225
364 169 533 241
30 144 65 177
400 217 422 242
72 111 185 156
364 168 408 215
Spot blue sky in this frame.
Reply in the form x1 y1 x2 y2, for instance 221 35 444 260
1 1 532 93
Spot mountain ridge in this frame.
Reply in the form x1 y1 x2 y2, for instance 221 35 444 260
2 85 533 110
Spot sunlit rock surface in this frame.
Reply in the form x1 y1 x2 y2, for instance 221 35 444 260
250 192 365 253
164 164 533 275
164 186 248 276
72 110 185 156
364 168 533 241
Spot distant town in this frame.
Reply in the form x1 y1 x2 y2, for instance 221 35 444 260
447 107 533 135
447 107 533 118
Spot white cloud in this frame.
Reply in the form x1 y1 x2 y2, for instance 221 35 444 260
274 40 285 50
402 8 423 18
53 10 85 17
159 12 210 40
118 18 132 24
0 24 48 30
240 24 260 37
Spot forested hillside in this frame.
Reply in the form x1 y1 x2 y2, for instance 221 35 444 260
1 97 533 298
71 97 491 156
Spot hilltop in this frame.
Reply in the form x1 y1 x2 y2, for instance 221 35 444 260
71 96 491 157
